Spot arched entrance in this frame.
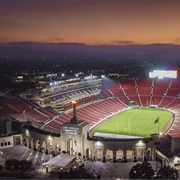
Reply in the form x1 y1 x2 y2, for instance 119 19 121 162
29 139 34 149
36 140 40 151
137 149 143 160
55 144 60 155
116 149 123 161
47 142 53 154
106 149 113 160
42 141 46 153
97 149 103 160
86 148 92 159
126 149 133 160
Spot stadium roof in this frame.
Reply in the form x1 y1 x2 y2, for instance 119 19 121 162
25 125 60 137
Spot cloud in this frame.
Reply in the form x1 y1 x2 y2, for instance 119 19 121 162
107 40 137 46
41 37 65 43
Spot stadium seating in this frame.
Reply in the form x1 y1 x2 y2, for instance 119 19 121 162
170 79 180 88
136 79 153 87
152 88 167 96
158 97 175 108
1 78 179 139
165 98 180 109
166 89 180 97
153 79 171 88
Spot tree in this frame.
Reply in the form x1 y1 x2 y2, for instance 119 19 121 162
4 159 33 175
58 167 96 179
0 164 3 172
18 160 33 175
4 159 14 173
129 161 155 179
11 159 20 172
158 165 179 179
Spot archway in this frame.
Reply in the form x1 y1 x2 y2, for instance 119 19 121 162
29 139 34 149
116 149 123 160
86 148 92 159
36 140 40 151
126 149 133 160
23 139 27 146
47 142 53 154
42 141 46 153
55 144 60 155
106 149 113 160
97 149 103 160
137 149 143 160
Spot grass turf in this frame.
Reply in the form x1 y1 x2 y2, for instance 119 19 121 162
92 108 173 138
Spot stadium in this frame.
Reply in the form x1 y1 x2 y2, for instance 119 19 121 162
0 71 180 166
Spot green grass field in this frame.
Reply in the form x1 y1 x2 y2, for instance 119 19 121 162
92 108 173 138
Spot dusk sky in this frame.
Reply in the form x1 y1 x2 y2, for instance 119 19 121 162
1 0 180 45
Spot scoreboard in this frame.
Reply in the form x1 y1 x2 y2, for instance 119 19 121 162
149 70 177 79
62 124 80 135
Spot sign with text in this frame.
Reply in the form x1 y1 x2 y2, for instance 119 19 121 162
62 124 80 135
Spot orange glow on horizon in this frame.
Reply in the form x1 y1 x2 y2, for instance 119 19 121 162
1 0 180 45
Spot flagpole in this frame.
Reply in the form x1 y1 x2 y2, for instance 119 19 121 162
154 117 159 173
158 119 159 137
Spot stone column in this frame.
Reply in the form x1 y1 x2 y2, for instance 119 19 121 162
113 150 116 162
45 142 48 154
39 142 42 152
133 149 137 162
123 150 127 162
143 148 147 161
102 149 106 162
92 148 97 162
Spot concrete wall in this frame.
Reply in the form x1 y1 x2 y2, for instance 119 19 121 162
21 126 165 163
0 135 13 149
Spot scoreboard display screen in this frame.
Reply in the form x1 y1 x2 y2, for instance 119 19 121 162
62 124 80 135
149 70 177 79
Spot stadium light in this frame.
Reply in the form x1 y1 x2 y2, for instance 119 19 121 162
25 129 30 136
48 135 53 141
174 156 180 161
137 140 143 147
174 157 180 165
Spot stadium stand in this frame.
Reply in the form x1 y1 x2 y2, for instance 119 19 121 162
0 78 179 139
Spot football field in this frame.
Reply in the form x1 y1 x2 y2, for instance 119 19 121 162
92 108 173 138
